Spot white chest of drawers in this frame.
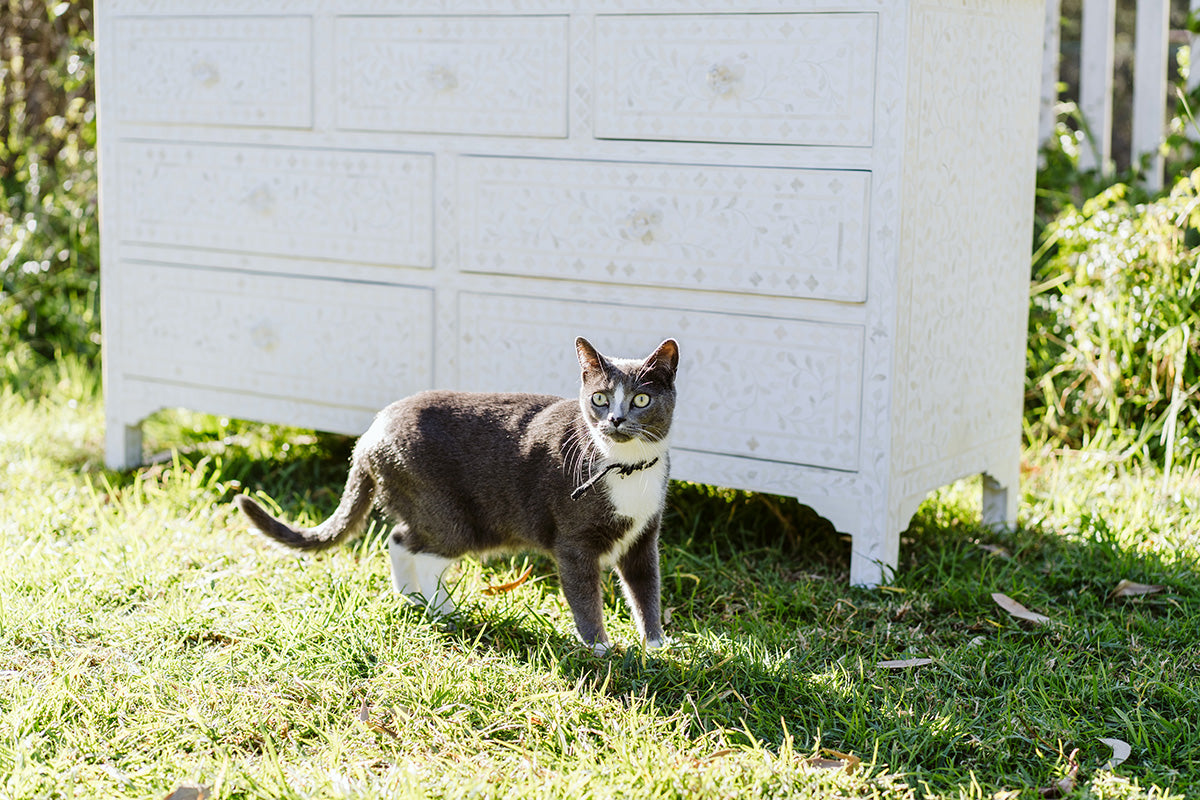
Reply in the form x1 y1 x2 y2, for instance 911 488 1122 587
97 0 1044 586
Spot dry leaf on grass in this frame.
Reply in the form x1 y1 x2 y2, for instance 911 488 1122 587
482 565 534 596
683 748 736 767
991 592 1051 625
163 786 210 800
1038 748 1079 798
804 749 861 773
1111 580 1165 598
877 658 934 669
1099 737 1132 770
354 698 401 741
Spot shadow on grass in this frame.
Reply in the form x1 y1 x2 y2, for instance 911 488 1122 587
439 483 1200 793
432 484 883 754
91 409 358 517
182 429 1199 794
220 440 870 753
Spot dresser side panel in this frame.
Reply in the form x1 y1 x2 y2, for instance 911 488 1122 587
891 0 1042 503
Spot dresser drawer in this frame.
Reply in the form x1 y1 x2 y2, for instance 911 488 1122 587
116 142 434 268
117 264 433 410
111 16 312 128
458 156 870 302
335 15 569 138
594 13 877 147
456 293 863 472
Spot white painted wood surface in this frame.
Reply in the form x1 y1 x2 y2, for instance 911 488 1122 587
1191 0 1200 93
1078 0 1117 173
97 0 1044 587
1134 0 1170 190
1040 0 1063 149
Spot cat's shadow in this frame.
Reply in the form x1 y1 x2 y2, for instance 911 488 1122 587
229 440 855 747
436 488 853 748
442 595 843 750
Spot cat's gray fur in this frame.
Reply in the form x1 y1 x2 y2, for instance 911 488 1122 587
235 337 679 653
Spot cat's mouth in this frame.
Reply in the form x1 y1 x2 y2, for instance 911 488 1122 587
598 422 637 443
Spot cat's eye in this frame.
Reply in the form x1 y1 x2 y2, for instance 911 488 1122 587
591 392 609 407
632 393 651 408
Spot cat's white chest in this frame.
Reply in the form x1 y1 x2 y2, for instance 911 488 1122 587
598 456 668 567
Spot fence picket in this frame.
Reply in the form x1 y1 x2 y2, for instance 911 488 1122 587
1041 0 1064 148
1133 0 1170 189
1191 0 1200 93
1078 0 1117 174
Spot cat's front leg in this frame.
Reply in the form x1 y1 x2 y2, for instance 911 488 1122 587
555 549 611 655
615 522 665 648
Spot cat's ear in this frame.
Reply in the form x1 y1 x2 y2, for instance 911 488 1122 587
643 338 679 378
576 337 608 378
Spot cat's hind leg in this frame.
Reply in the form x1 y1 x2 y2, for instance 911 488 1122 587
388 532 455 616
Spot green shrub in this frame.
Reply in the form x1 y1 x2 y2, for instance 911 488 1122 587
0 0 98 392
1027 173 1200 467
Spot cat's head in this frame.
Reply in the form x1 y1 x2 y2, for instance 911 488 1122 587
576 337 679 455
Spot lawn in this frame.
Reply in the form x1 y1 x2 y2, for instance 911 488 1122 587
1 362 1196 799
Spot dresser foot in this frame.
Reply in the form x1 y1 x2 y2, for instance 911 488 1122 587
105 420 144 470
981 469 1019 532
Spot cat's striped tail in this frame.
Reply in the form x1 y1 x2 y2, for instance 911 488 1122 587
234 464 375 551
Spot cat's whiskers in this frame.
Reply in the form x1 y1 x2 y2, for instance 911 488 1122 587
584 438 602 480
560 430 584 483
561 424 600 486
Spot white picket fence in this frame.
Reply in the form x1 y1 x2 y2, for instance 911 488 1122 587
1040 0 1196 190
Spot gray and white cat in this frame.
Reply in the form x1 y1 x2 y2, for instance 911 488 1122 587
235 337 679 654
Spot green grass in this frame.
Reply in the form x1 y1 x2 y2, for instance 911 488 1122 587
2 366 1198 799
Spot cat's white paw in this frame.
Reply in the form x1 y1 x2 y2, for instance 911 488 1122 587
389 540 456 617
422 593 458 618
645 636 673 650
588 640 612 657
395 588 456 618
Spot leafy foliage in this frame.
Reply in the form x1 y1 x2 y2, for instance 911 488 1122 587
1027 174 1200 467
0 0 98 391
1028 62 1200 466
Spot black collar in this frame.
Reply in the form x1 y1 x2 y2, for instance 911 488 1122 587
571 457 660 501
